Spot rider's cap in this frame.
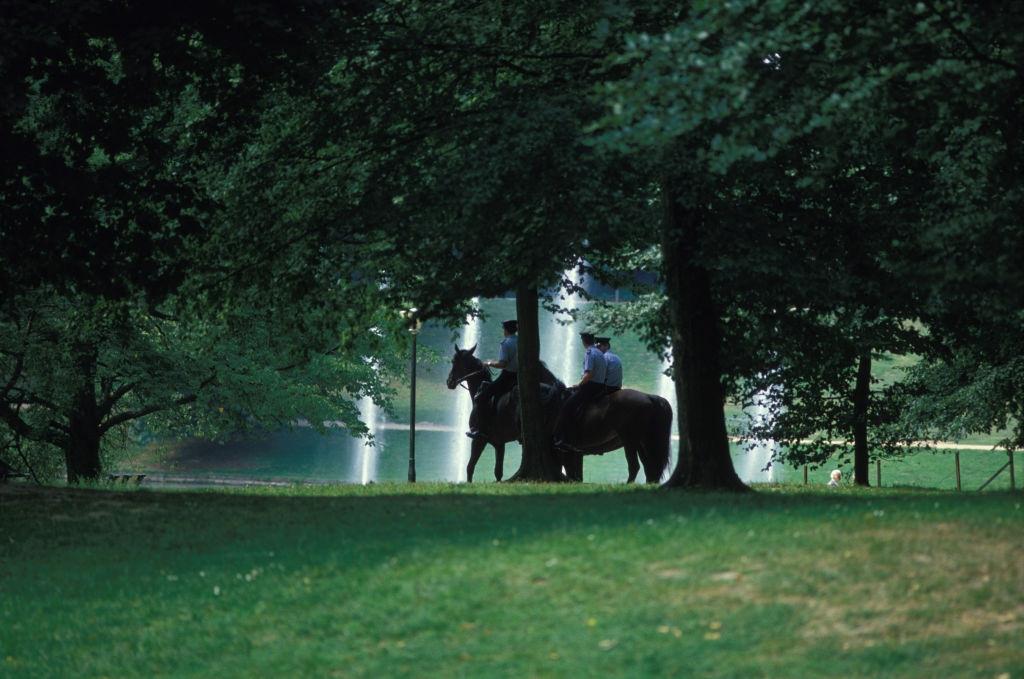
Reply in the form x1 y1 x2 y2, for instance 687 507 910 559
595 337 611 345
579 332 596 344
502 319 518 333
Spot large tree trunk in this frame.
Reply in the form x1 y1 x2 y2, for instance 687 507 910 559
661 181 747 491
509 285 562 481
64 342 103 483
64 423 101 483
852 347 872 487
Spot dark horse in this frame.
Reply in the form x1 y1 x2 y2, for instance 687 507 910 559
446 345 672 483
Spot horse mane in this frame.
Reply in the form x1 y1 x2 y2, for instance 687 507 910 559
538 361 565 390
464 352 492 382
460 349 559 388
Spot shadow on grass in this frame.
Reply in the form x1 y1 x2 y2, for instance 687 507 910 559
2 482 1017 573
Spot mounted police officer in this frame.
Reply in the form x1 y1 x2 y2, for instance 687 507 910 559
553 331 606 452
595 337 622 395
466 319 518 440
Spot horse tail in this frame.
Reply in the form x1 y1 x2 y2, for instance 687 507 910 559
646 395 673 481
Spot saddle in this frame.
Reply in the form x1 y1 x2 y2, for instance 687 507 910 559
539 383 563 407
478 381 563 413
472 381 494 405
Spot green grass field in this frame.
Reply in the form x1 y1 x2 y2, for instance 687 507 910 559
2 483 1021 678
777 447 1018 491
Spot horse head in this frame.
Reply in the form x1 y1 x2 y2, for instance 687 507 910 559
446 343 479 389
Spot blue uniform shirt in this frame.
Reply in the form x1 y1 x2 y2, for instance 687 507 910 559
582 345 607 384
498 336 518 373
603 351 623 388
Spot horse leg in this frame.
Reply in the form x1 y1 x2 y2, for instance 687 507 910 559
494 442 505 481
617 432 653 483
624 446 640 483
568 452 584 482
466 438 487 483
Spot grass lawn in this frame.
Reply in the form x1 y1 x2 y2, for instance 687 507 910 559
2 483 1022 678
780 448 1019 492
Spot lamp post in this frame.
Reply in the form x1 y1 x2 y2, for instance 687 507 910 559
401 308 423 482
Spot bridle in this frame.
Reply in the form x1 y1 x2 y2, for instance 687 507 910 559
449 362 491 392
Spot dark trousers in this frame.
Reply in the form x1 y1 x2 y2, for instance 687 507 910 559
554 381 606 444
469 371 517 431
495 370 518 398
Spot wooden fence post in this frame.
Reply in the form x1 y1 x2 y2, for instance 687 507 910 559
955 451 961 492
875 460 881 487
1010 450 1016 490
803 465 808 485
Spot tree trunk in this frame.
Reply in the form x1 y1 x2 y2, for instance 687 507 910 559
852 347 872 487
65 342 103 483
509 285 562 481
64 424 101 483
661 181 747 491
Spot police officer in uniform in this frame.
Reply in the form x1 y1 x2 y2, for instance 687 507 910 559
466 319 518 440
595 337 622 395
553 332 606 451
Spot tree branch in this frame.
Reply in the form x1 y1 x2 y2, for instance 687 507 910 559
99 393 198 434
384 41 603 63
6 391 63 413
12 435 42 485
99 372 217 434
926 3 1024 79
97 382 137 422
0 401 66 447
274 345 341 373
2 353 25 398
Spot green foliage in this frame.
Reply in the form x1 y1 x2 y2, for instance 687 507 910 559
0 4 421 480
896 350 1024 451
587 292 672 362
212 0 657 324
585 0 1023 465
3 0 1021 482
0 436 62 484
0 283 406 481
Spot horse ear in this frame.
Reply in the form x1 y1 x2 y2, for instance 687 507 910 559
454 343 461 353
467 344 477 355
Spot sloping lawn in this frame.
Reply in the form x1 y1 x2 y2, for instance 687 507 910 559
1 482 1021 678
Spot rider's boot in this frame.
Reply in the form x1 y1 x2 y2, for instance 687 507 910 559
466 399 486 440
552 420 582 454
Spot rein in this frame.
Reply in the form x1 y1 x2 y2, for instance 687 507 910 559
452 366 491 391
